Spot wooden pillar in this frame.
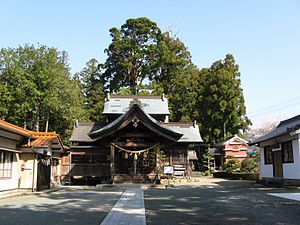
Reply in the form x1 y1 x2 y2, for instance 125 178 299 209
186 149 191 177
156 145 160 171
170 149 173 166
110 144 115 182
221 155 224 171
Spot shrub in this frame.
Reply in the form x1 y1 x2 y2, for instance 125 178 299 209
240 157 259 173
223 157 240 173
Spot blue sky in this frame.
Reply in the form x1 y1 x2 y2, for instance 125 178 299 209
0 0 300 128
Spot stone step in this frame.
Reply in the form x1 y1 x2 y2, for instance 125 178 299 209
113 175 154 183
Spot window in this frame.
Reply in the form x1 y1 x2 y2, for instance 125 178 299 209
264 146 273 164
282 141 294 163
0 151 13 178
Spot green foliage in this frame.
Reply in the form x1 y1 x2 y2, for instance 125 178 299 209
164 64 200 122
101 17 251 145
151 32 199 122
75 58 105 122
240 151 260 173
156 32 192 85
196 54 251 144
0 17 252 148
144 147 165 174
0 44 87 142
102 17 162 94
223 157 241 173
201 149 214 171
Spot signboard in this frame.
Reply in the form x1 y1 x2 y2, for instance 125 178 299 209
163 166 174 174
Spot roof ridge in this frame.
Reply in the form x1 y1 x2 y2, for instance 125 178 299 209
278 114 300 127
110 95 162 99
160 122 194 126
0 119 31 136
29 131 58 138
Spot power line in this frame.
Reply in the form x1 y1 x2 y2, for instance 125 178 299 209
247 101 300 118
248 95 300 115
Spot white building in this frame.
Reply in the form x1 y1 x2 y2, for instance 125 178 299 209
0 120 65 196
253 115 300 185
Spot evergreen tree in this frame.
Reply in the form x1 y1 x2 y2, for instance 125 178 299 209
0 44 86 141
197 54 251 144
101 17 162 94
77 58 105 122
152 32 199 121
99 18 251 144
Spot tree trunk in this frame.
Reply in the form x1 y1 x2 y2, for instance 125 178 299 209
24 114 27 129
45 112 49 132
33 103 40 132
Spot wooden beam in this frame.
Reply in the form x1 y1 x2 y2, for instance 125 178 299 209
110 144 115 182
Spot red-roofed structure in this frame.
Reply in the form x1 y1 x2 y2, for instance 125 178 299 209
0 119 66 194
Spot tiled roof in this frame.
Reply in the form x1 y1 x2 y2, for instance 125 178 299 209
89 103 182 142
20 130 60 148
30 131 58 138
216 134 248 146
160 123 203 143
70 120 203 144
0 120 31 137
252 114 300 144
0 119 64 150
103 95 170 115
29 137 54 147
69 122 107 142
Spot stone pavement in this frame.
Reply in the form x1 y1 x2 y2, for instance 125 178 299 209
268 192 300 202
100 186 146 225
0 187 122 225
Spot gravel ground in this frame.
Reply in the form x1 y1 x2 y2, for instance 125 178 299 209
144 178 300 225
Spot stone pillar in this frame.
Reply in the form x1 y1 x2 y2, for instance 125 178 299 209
110 144 115 183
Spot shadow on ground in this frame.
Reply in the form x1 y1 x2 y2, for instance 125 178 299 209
144 179 300 225
0 187 123 225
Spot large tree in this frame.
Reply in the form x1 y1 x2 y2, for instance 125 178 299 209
0 44 86 140
197 54 251 144
99 17 251 144
153 32 200 122
101 17 162 94
76 58 105 122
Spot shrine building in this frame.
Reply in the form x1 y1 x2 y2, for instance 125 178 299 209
65 94 203 183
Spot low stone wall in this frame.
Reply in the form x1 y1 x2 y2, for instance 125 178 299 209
213 172 259 180
259 177 300 186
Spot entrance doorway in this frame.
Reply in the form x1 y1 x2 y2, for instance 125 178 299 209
273 150 283 178
37 160 51 190
115 150 154 175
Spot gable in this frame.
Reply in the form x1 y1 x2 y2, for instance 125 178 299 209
89 102 182 145
217 135 248 147
102 95 170 116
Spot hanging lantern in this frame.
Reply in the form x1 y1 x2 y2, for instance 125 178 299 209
124 152 128 159
134 153 138 160
144 151 147 158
